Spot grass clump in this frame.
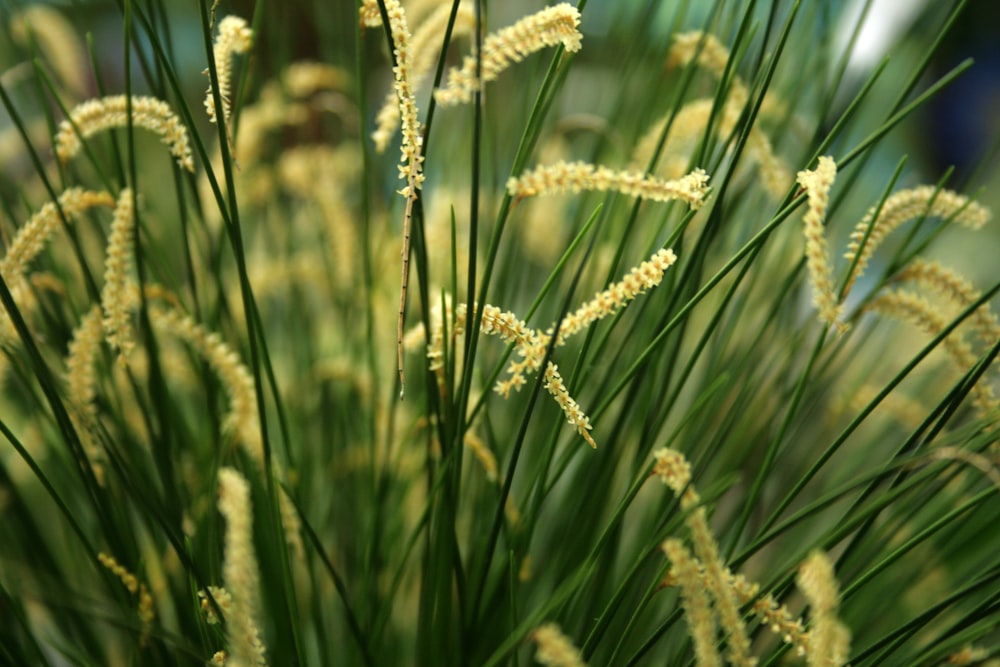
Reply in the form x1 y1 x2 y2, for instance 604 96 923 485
0 1 997 665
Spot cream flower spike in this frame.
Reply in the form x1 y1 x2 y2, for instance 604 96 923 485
148 306 260 462
98 552 155 645
11 5 89 99
662 538 723 667
379 0 427 397
359 0 382 27
508 161 710 209
532 623 588 667
797 551 851 667
0 188 115 284
865 289 997 417
101 188 137 361
217 468 269 667
667 31 736 80
55 95 195 171
796 156 846 332
373 3 475 153
434 3 582 106
894 258 1000 350
844 185 990 294
65 305 105 485
653 448 755 666
554 248 678 344
205 15 253 126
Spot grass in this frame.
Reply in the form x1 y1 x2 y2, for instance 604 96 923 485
0 0 998 665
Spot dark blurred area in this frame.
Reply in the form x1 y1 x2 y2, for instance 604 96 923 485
920 1 1000 184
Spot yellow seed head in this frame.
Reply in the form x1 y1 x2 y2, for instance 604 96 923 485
543 363 596 448
796 156 846 331
845 186 990 293
532 623 588 667
652 447 693 498
281 61 348 97
205 16 253 125
199 586 233 625
218 467 268 667
894 258 1000 351
556 248 677 344
1 188 115 284
373 3 475 152
667 31 734 76
100 189 137 361
865 289 997 417
434 4 582 106
508 161 710 209
798 550 851 667
149 307 261 462
662 539 722 667
65 305 106 485
11 5 89 98
55 95 195 171
98 552 155 643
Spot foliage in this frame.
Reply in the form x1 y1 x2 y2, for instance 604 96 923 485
0 1 997 665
